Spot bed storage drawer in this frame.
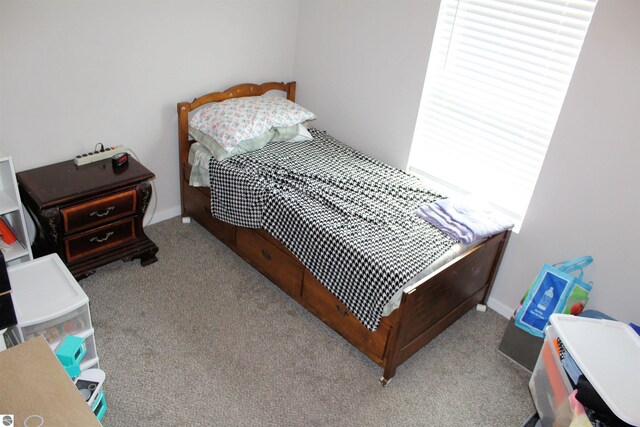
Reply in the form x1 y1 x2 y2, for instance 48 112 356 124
236 227 303 299
301 270 391 364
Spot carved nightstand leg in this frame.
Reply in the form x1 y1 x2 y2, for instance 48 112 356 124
140 252 158 267
75 269 96 280
120 245 158 267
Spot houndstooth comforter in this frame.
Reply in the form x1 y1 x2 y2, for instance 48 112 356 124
208 129 455 331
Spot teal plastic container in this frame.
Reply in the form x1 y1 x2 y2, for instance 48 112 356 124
56 335 87 366
92 389 107 422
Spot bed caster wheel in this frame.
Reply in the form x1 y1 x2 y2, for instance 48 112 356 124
476 303 487 312
181 216 192 224
379 376 392 387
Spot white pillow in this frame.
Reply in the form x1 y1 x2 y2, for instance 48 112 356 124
189 96 316 154
271 124 313 143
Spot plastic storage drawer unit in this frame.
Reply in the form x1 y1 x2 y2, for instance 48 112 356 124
5 254 99 370
529 325 573 426
529 314 640 427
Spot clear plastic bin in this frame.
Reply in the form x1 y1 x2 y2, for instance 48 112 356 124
21 304 91 345
529 314 640 427
4 254 99 372
80 355 100 371
77 328 98 365
528 325 573 427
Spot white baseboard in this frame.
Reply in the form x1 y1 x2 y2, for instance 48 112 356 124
487 296 514 319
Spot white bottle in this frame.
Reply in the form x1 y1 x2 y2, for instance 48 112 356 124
537 287 554 311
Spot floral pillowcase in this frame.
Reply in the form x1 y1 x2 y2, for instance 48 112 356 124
189 96 317 155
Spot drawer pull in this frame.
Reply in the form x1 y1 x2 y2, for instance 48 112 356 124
261 249 272 260
90 206 115 218
90 232 114 243
336 304 348 317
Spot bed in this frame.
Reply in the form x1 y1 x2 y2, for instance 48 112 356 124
177 81 511 385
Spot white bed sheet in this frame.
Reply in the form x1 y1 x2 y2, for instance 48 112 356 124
188 142 212 187
188 142 479 316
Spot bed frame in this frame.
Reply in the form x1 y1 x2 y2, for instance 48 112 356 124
177 81 511 385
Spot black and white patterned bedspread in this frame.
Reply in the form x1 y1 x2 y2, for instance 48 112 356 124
209 129 455 331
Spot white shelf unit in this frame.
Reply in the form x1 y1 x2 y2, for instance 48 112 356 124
0 150 33 266
4 254 99 372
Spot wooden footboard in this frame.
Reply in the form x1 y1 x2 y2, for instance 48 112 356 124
381 230 510 384
177 82 511 384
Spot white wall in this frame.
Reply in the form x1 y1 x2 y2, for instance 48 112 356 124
293 1 439 170
293 0 640 323
488 0 640 323
0 0 299 221
3 0 638 323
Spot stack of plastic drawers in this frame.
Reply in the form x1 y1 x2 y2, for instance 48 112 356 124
529 314 640 426
4 254 99 372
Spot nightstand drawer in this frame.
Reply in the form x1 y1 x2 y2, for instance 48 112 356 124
64 218 136 262
61 189 137 233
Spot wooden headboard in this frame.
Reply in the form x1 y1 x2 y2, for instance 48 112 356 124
177 81 296 164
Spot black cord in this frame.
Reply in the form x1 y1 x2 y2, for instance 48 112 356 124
94 143 104 152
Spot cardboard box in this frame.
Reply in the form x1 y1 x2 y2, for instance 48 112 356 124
0 336 100 426
498 315 544 371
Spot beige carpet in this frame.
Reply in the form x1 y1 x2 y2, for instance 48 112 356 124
81 217 534 426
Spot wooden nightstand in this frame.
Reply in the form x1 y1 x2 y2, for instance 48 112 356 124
17 157 158 279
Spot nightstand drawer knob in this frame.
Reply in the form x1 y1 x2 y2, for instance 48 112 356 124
89 206 115 218
89 232 114 243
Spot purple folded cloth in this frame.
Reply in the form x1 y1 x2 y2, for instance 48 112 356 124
417 196 513 243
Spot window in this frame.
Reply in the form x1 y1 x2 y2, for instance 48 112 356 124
408 0 597 228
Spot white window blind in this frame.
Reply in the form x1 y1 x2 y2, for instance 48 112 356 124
408 0 597 226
